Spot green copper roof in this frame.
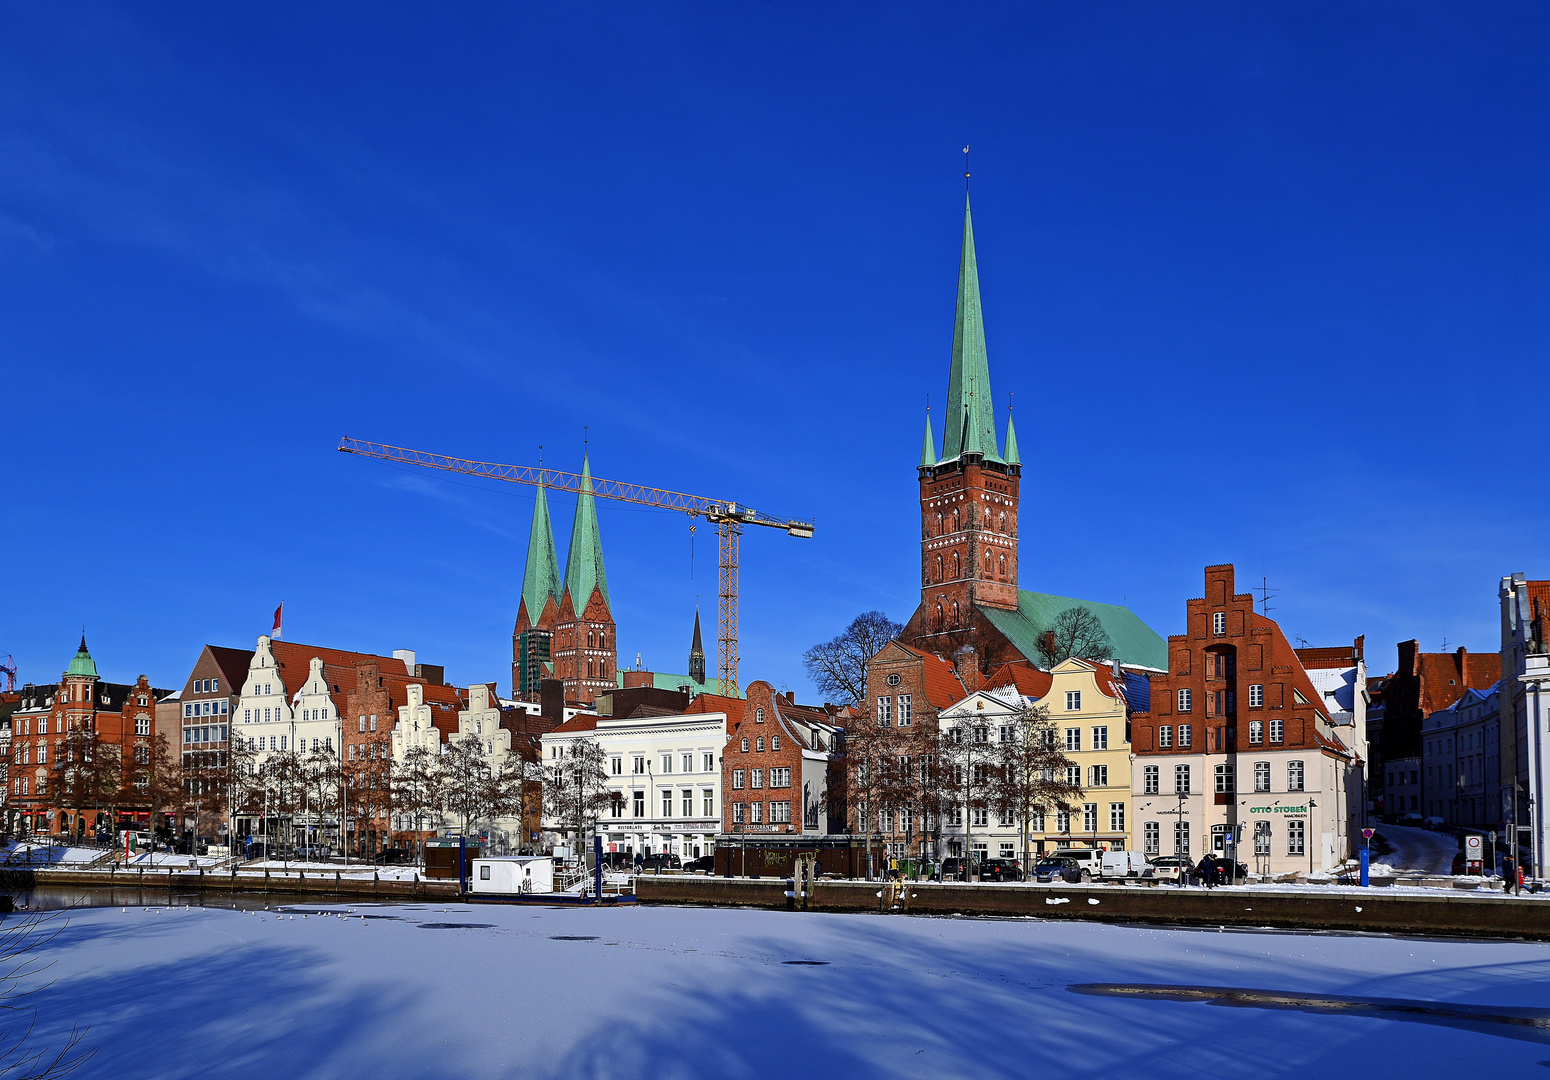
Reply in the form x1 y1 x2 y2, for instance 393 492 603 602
941 195 1002 464
563 455 610 612
66 634 98 678
520 484 564 621
978 590 1168 671
614 668 742 698
919 412 937 468
1004 411 1020 465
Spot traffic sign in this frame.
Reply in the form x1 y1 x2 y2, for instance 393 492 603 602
1362 828 1375 840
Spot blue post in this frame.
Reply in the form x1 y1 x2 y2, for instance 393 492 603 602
1360 844 1369 887
593 835 603 904
459 835 467 895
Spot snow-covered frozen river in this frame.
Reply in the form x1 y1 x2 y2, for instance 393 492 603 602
29 901 1550 1079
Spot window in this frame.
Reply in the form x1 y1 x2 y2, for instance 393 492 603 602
634 755 647 774
1212 611 1226 635
898 694 912 726
1175 764 1191 794
1055 809 1069 833
1212 824 1228 853
1088 765 1108 787
1110 803 1125 831
662 790 674 817
877 697 893 725
1143 765 1159 794
633 791 645 817
368 715 376 732
1269 719 1284 744
740 738 749 753
135 717 150 736
732 802 745 824
1254 821 1271 855
1174 820 1190 855
1065 728 1081 751
1066 765 1081 787
1249 720 1263 744
1066 691 1082 711
1092 726 1108 750
771 801 791 824
699 789 713 817
972 808 988 827
1249 684 1263 708
771 767 791 788
1158 725 1173 749
1254 761 1270 792
358 716 366 733
661 754 674 773
732 769 745 790
612 757 623 775
770 737 780 752
681 753 693 773
1214 763 1234 794
1082 803 1097 832
1177 724 1192 748
185 704 193 718
1144 821 1160 854
755 707 765 723
703 753 715 772
1288 760 1305 792
1288 818 1305 855
751 769 763 789
749 802 762 823
1030 809 1045 832
681 789 693 816
1177 689 1193 712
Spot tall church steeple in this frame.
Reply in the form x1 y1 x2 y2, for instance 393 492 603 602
563 455 610 612
688 606 706 686
518 484 564 627
940 196 1003 464
552 453 616 705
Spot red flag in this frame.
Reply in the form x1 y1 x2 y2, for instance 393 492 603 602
272 603 283 638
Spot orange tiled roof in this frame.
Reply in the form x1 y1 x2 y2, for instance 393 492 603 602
548 714 599 734
891 642 969 709
982 661 1052 700
1418 650 1500 716
685 692 746 726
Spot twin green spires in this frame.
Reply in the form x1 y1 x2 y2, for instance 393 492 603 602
923 194 1008 468
520 484 564 621
562 454 610 611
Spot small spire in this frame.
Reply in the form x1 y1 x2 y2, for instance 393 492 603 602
919 407 937 468
1004 406 1020 465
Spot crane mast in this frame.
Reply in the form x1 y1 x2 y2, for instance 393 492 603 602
337 436 813 695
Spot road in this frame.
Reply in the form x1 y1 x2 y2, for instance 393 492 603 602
1378 824 1458 873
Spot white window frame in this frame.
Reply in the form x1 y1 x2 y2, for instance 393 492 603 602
1249 684 1264 708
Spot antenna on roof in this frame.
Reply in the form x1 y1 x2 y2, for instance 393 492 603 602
1441 636 1450 652
1255 576 1278 617
1295 635 1309 649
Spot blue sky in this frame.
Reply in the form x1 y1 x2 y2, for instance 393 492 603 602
3 4 1547 697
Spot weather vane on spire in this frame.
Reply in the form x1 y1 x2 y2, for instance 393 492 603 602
963 145 970 192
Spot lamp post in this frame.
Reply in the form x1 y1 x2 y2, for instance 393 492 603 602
1308 798 1318 874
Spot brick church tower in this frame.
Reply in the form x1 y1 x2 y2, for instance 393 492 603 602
908 195 1022 653
512 456 618 705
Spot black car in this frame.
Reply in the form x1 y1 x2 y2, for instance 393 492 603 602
639 853 681 872
1032 857 1082 884
936 857 980 882
978 858 1024 883
1195 856 1249 885
601 851 636 870
373 847 412 865
683 855 716 874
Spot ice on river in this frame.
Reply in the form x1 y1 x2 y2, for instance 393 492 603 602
29 902 1550 1079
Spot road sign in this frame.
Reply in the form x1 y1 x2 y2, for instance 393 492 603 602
1362 828 1375 840
1465 834 1483 857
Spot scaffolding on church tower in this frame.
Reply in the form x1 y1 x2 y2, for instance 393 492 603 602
337 436 814 695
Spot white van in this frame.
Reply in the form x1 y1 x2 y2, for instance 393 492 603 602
1051 848 1147 881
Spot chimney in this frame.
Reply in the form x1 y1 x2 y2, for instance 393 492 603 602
1455 646 1467 680
540 678 564 721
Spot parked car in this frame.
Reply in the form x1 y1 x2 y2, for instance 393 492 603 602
1198 856 1249 885
374 847 412 865
244 839 278 861
601 851 636 870
1098 850 1150 879
1397 812 1425 827
1049 848 1101 882
1451 851 1467 875
1421 816 1448 831
1147 855 1192 883
683 855 716 874
935 857 979 882
978 858 1024 882
639 853 681 872
1032 857 1082 884
294 845 330 862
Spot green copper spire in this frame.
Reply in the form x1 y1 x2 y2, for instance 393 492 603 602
520 484 564 621
919 411 937 468
941 195 1002 464
563 454 610 612
1004 409 1020 465
66 634 98 678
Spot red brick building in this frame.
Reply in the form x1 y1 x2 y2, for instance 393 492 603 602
10 638 171 839
1128 565 1363 873
512 461 618 705
720 681 846 837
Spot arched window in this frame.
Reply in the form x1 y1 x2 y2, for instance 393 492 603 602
935 603 944 629
951 601 960 626
951 551 961 579
998 510 1006 533
740 738 749 752
951 508 960 532
935 511 944 536
755 707 765 723
997 553 1006 580
755 737 764 752
935 555 943 583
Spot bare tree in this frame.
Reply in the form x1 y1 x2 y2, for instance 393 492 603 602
803 611 903 705
841 706 911 878
46 731 120 842
440 735 492 839
0 907 95 1079
487 754 543 854
391 745 442 860
991 703 1083 873
542 738 611 858
936 715 1005 880
1037 607 1114 667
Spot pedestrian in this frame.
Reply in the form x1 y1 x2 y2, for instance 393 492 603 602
1195 853 1216 888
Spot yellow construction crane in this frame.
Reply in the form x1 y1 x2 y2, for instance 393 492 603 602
337 436 814 695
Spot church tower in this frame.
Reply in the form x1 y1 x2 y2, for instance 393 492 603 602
512 482 564 699
915 195 1022 643
551 456 618 704
688 607 706 686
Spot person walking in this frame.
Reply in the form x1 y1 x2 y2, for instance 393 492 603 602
1195 853 1217 888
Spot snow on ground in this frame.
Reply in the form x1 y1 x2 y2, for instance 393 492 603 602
1380 825 1459 874
125 853 223 868
25 901 1550 1080
240 860 423 881
2 843 104 866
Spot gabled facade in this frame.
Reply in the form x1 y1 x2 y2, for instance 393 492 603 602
721 681 845 838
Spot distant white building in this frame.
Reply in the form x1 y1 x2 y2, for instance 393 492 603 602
1499 573 1550 878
